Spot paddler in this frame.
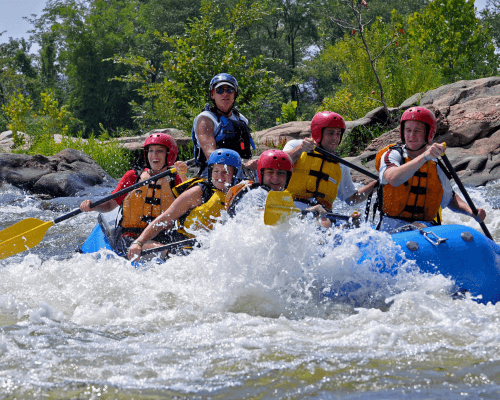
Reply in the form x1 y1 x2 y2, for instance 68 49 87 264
79 132 188 255
375 106 486 232
226 149 331 226
191 73 256 179
226 149 294 215
127 148 242 260
283 111 378 216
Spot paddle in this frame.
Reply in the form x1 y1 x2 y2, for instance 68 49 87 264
313 146 379 180
141 238 198 257
264 191 353 226
0 167 177 260
439 148 493 240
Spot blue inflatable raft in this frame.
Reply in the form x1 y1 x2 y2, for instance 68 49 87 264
387 224 500 305
80 216 500 305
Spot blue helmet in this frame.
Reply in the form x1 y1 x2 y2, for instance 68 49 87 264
207 148 242 184
209 73 239 98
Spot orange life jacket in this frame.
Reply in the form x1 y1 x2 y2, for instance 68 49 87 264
225 180 254 211
121 173 176 234
376 145 443 222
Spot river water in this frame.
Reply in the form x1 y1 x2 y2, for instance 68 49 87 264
1 181 500 399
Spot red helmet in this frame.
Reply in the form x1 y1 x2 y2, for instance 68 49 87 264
144 132 178 167
311 111 346 145
257 149 293 187
400 106 437 143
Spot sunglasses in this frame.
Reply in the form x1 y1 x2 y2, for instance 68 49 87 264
215 86 235 94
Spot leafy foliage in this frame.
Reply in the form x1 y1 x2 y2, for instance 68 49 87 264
482 0 500 50
319 16 442 119
2 91 130 178
1 0 498 163
407 0 499 83
115 0 281 133
276 101 299 124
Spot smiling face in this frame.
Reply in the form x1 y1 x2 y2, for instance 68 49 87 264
211 163 235 193
147 144 168 172
210 85 236 115
403 120 428 152
320 127 343 153
262 169 288 192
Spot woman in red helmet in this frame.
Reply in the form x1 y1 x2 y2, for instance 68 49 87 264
283 111 377 212
376 106 486 231
79 132 188 254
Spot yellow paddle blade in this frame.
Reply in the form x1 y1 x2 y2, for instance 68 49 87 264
0 220 54 260
264 191 301 226
0 218 47 243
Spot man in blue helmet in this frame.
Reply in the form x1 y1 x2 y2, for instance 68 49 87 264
127 149 241 260
191 73 256 179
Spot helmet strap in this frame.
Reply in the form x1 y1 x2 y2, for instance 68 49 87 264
212 101 234 116
407 142 427 152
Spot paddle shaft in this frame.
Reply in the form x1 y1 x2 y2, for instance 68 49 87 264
141 238 197 256
440 153 493 240
314 147 379 180
267 202 351 221
53 168 176 225
312 212 351 222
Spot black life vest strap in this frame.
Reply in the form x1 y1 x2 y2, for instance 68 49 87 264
308 169 331 182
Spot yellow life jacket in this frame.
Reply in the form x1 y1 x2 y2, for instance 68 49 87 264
376 146 443 222
286 150 342 210
177 186 227 238
121 173 176 233
172 177 205 198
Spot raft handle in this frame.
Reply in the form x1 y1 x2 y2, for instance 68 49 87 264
419 228 448 246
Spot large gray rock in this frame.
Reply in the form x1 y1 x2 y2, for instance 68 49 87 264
0 148 116 197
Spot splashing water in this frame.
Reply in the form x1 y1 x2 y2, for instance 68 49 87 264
1 182 500 398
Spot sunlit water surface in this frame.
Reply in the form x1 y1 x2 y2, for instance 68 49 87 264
1 182 500 399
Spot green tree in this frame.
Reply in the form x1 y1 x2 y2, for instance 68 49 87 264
134 0 201 85
301 0 430 116
32 0 142 135
39 31 59 94
316 0 429 48
0 37 39 130
319 16 442 120
407 0 498 82
481 0 500 50
115 0 280 133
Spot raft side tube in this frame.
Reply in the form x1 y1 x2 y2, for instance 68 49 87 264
389 224 500 305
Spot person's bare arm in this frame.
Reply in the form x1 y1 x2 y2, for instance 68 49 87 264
196 116 217 161
80 199 118 213
127 186 203 260
383 143 445 187
285 137 315 164
447 192 486 222
345 180 378 205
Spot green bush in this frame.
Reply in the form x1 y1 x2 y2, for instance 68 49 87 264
276 101 298 125
3 91 132 178
337 124 395 158
178 141 194 162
